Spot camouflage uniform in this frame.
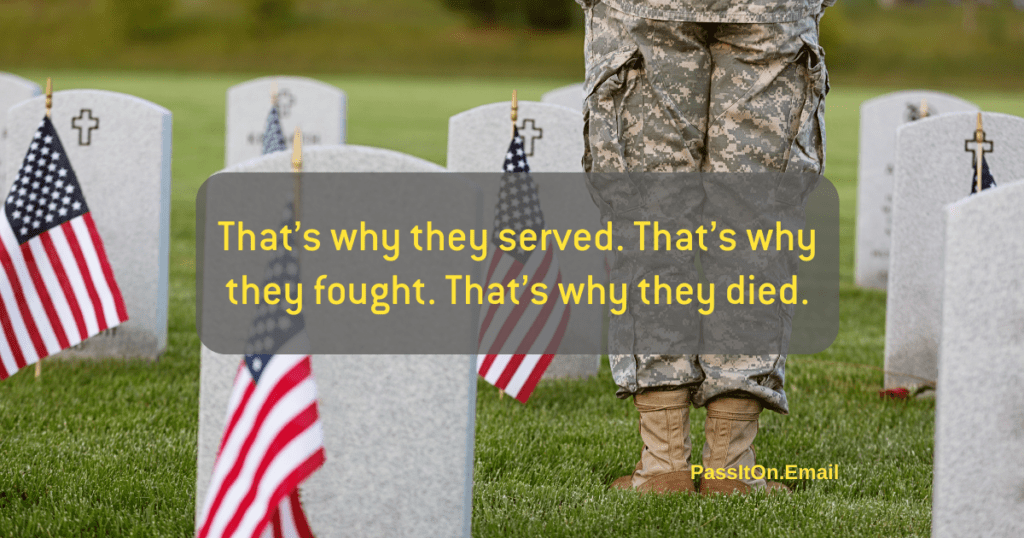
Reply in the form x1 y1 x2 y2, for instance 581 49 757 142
579 0 831 414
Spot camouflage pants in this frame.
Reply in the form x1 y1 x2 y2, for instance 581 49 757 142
581 2 828 414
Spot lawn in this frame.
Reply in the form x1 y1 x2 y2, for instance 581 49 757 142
1 71 1023 537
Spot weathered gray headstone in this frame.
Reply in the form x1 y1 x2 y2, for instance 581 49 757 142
197 145 476 538
856 90 977 290
933 181 1024 538
541 83 584 113
447 101 602 379
885 112 1024 388
0 73 42 187
225 77 346 167
4 90 171 359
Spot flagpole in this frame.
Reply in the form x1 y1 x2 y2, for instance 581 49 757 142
975 113 984 194
496 91 520 401
292 128 302 217
37 78 53 380
511 89 518 137
45 77 52 118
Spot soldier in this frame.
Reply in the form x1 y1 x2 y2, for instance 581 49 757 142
576 0 833 494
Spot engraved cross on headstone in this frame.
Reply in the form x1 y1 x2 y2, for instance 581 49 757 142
964 131 993 168
71 109 100 146
516 119 543 157
277 89 295 117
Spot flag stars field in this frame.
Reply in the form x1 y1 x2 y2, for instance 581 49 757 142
6 126 84 241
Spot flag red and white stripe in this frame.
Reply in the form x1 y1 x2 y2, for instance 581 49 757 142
0 116 128 380
475 126 570 403
476 247 570 403
197 355 325 538
198 197 324 538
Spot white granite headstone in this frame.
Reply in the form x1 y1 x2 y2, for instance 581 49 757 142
447 101 602 379
4 90 171 359
932 181 1024 537
855 91 977 290
884 112 1024 388
541 83 584 113
197 145 476 538
225 77 346 167
0 73 42 187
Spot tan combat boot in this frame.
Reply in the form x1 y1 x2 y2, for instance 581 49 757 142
609 388 695 494
698 397 789 495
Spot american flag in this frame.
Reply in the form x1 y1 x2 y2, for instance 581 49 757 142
197 201 325 538
262 103 287 155
970 155 997 194
0 116 128 380
476 126 571 403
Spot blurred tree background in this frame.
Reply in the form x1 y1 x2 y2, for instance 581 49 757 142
1 0 1023 88
441 0 578 29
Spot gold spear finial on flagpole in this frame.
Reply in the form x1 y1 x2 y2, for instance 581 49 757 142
45 78 52 119
974 113 984 194
292 128 302 218
920 98 929 118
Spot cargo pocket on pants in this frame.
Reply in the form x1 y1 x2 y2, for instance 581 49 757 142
583 43 642 176
582 0 641 175
783 33 828 177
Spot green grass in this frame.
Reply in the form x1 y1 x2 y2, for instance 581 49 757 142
2 71 1024 537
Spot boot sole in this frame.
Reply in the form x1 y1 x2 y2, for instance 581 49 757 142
608 471 696 494
699 478 789 496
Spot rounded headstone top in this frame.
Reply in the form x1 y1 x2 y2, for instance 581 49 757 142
0 73 43 182
896 111 1024 140
449 100 579 123
8 89 172 117
227 76 346 97
223 144 445 173
0 72 41 95
894 111 1024 200
860 90 977 116
447 100 583 173
540 83 584 112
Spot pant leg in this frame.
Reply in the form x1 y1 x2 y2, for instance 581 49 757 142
581 2 711 397
704 17 826 175
693 17 828 414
